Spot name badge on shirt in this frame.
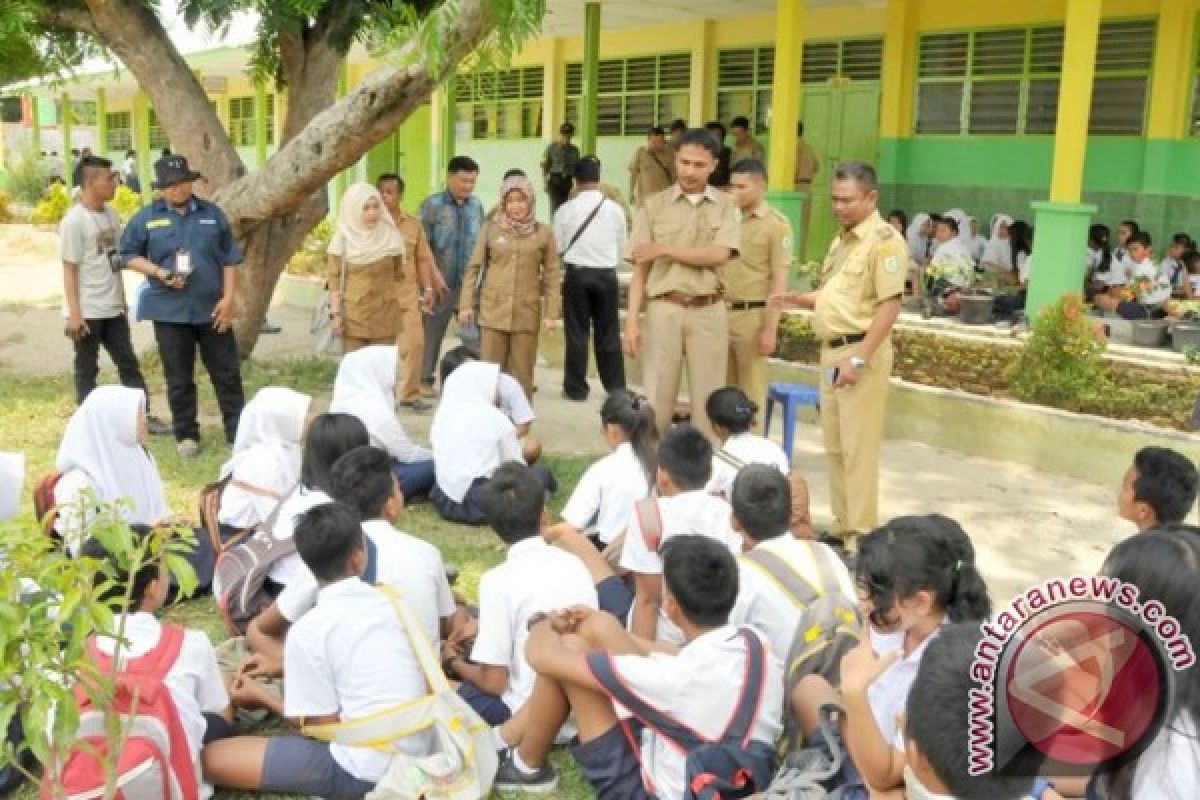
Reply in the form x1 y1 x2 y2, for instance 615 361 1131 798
147 219 172 229
198 219 218 225
175 250 192 276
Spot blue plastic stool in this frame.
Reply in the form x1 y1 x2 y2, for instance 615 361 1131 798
764 382 821 464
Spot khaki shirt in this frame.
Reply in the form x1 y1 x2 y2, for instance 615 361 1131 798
631 185 741 298
732 137 765 166
393 209 436 306
724 202 792 302
812 210 907 340
327 254 402 339
794 139 819 188
628 145 677 205
459 221 562 332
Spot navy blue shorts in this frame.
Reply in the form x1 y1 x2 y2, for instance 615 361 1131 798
259 735 377 799
573 720 654 800
457 680 512 725
596 575 634 621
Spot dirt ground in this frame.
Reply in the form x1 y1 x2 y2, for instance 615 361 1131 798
0 224 1131 606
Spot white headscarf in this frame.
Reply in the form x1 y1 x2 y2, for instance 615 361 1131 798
55 386 170 526
942 208 973 253
327 182 406 265
906 213 932 262
221 387 310 481
330 345 399 441
981 214 1014 268
431 361 521 503
967 216 987 263
0 452 23 522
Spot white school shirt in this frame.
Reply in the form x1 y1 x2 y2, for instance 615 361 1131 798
607 626 784 800
553 189 628 267
729 537 855 669
1132 711 1200 798
93 613 229 800
54 467 97 556
471 537 597 712
930 238 975 288
266 487 332 587
1016 251 1031 285
560 443 650 544
497 372 535 427
275 519 456 646
619 490 743 643
868 628 941 752
706 433 790 501
1131 258 1172 306
1100 248 1134 286
284 578 432 782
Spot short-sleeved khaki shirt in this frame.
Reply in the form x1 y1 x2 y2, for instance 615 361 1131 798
732 137 765 166
628 146 677 204
794 139 819 187
811 210 907 340
630 185 740 297
724 203 792 302
392 209 436 303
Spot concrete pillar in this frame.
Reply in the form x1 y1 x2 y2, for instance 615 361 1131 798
765 0 806 261
580 3 601 155
878 0 913 185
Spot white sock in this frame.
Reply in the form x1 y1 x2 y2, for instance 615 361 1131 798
491 725 509 752
513 749 539 776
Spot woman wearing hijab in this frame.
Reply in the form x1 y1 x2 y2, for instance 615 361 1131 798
330 345 436 500
942 208 974 257
430 360 555 525
327 182 407 352
980 214 1014 274
458 174 562 400
216 387 311 539
968 217 987 265
53 385 216 586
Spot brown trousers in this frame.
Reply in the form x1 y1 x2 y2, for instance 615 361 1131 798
642 299 728 441
481 326 539 401
726 307 770 433
394 303 426 403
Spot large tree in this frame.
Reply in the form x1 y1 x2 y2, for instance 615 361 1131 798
3 0 543 353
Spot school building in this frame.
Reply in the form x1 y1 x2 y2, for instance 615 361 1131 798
6 0 1200 313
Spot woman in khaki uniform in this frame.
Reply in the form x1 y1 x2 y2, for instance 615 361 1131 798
458 174 562 399
328 183 406 352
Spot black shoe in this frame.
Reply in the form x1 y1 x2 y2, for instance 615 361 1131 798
260 319 282 334
561 390 588 402
494 754 558 794
399 398 432 413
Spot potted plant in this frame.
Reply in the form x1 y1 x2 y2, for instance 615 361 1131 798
1169 300 1200 353
958 286 996 325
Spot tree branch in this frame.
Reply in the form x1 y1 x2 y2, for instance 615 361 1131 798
34 5 98 37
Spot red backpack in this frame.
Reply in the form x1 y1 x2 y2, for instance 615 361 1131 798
43 624 199 800
32 472 64 537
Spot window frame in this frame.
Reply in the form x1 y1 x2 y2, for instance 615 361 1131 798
455 66 545 141
563 53 692 137
105 111 132 152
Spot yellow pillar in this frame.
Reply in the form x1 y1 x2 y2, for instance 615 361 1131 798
688 19 716 126
543 38 564 142
133 91 152 200
1048 0 1101 204
879 0 913 140
61 95 74 188
766 0 805 192
1146 0 1193 139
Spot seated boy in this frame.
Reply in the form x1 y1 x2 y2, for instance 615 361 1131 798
620 424 742 643
1118 445 1199 533
1095 232 1172 320
203 503 432 798
494 535 783 798
439 345 541 462
81 532 233 800
245 445 459 671
447 462 597 739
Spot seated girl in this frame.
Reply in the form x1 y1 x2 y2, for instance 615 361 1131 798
216 387 311 542
980 214 1014 275
330 345 435 501
430 359 555 525
53 385 216 588
705 386 789 501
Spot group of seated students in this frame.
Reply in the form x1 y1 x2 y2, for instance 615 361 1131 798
1088 220 1200 320
30 342 1200 799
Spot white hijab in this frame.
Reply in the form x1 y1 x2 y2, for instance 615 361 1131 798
330 345 400 445
55 386 170 526
221 387 311 480
981 214 1014 268
942 208 974 253
0 452 23 522
431 361 519 503
327 182 406 265
906 213 932 262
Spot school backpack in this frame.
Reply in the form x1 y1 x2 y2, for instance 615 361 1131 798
759 704 852 800
198 476 284 557
32 471 64 537
212 487 297 636
43 624 198 800
587 628 776 800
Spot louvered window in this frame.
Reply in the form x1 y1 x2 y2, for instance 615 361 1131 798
564 54 691 136
106 111 132 152
454 66 544 140
1089 19 1155 135
227 94 275 147
146 108 169 150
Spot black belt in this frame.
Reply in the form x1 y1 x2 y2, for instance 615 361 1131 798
565 263 616 270
822 333 866 349
727 300 767 311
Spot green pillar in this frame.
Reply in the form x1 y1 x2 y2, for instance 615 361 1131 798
254 82 269 168
765 189 806 268
61 95 73 188
133 91 152 200
1026 201 1097 321
439 75 458 168
95 89 108 159
27 93 41 155
580 3 601 155
334 64 349 212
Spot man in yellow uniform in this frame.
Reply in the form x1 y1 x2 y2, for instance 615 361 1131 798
624 129 740 441
794 121 820 256
726 158 790 428
627 125 676 207
730 116 765 166
378 173 442 411
773 161 905 551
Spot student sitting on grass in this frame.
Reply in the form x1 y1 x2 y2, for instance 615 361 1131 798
1117 445 1199 533
439 344 538 448
244 446 458 673
81 531 233 800
705 386 789 501
203 503 432 799
330 345 436 501
620 424 743 644
493 535 783 797
216 387 311 540
446 462 596 738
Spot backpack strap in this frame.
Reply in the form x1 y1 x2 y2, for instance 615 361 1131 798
84 623 185 680
228 479 283 500
742 545 829 611
635 497 664 553
714 448 746 472
716 629 767 748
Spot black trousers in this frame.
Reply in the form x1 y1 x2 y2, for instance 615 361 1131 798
73 314 148 404
152 321 245 443
547 174 574 215
562 267 625 400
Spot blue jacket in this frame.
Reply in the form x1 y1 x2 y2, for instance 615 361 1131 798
420 190 484 291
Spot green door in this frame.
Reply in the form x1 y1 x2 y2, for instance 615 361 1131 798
363 103 433 214
801 83 880 261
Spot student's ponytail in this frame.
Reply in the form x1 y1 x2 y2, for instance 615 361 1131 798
600 390 659 488
705 387 757 435
938 526 992 623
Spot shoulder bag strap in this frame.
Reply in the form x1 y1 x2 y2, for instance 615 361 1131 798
635 496 664 553
721 628 767 747
714 448 746 471
561 196 608 260
742 546 821 610
228 479 283 501
649 151 673 181
377 584 451 694
586 650 707 753
259 482 300 535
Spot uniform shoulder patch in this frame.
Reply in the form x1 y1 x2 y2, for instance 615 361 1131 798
877 225 895 240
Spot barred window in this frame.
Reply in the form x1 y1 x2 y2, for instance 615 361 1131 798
106 111 132 151
455 66 544 140
228 94 275 147
564 54 691 135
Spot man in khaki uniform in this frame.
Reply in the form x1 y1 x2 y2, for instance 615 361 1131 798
730 116 766 166
773 161 906 551
378 173 441 411
625 129 740 440
628 125 676 207
726 159 791 429
794 121 821 256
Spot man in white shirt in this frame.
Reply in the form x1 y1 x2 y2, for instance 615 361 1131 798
554 156 629 402
1103 219 1140 287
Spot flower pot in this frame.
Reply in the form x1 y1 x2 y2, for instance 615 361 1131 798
1171 321 1200 353
1131 320 1169 348
958 294 994 325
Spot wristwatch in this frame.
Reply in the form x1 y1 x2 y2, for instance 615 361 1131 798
1029 778 1055 799
849 356 866 370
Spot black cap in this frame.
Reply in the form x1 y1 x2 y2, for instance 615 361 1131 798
574 156 601 182
151 155 201 189
649 125 666 135
560 122 576 135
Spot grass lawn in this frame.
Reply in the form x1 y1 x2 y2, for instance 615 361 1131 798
1 356 598 799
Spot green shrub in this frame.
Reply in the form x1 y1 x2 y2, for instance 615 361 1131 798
30 182 71 225
1008 294 1107 411
0 190 13 223
286 216 333 276
3 149 49 205
111 184 143 223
